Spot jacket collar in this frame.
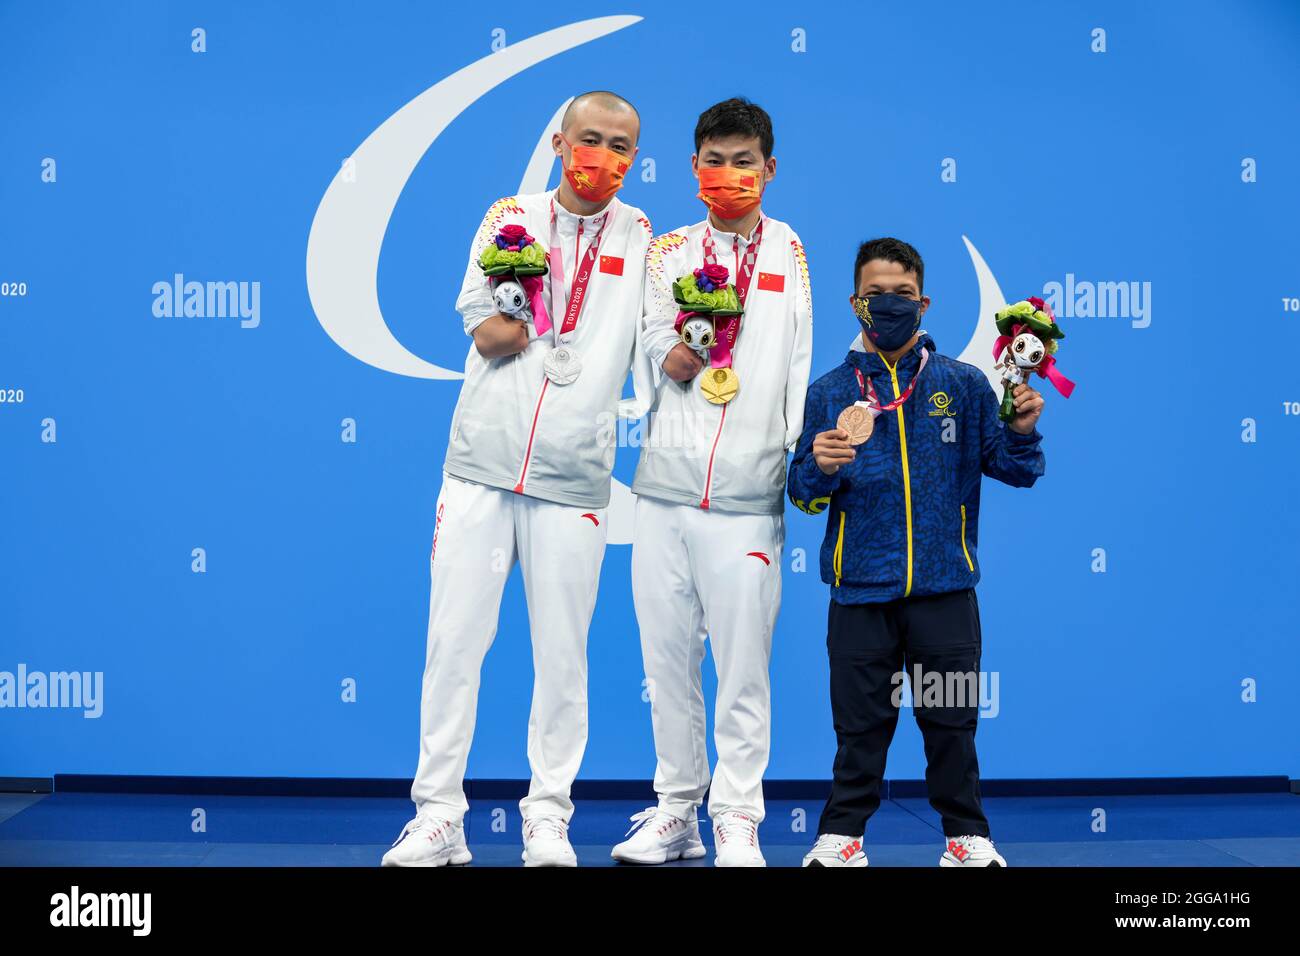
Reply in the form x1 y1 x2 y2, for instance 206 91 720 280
847 331 937 375
549 188 616 228
699 211 766 248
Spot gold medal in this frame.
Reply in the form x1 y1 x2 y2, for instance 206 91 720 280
836 403 874 445
700 366 739 404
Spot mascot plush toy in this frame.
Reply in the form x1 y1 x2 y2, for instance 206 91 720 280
672 264 745 404
478 224 549 327
993 296 1075 422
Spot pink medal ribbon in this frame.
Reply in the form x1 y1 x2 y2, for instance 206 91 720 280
675 219 764 369
992 324 1076 398
538 199 613 341
517 276 550 334
853 348 930 417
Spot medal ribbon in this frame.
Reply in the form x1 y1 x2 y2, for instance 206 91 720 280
853 348 930 417
544 199 614 342
696 218 764 369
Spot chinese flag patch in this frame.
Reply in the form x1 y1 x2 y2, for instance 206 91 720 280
599 255 624 276
757 272 785 292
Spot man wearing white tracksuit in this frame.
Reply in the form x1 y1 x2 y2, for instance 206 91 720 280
383 92 653 868
613 99 813 867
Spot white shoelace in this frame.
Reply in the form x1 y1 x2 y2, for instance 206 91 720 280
392 813 453 848
949 835 996 855
624 807 685 838
524 816 569 841
812 833 858 855
715 814 758 847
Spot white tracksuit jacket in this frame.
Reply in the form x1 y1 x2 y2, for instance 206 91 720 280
446 190 654 507
632 215 813 514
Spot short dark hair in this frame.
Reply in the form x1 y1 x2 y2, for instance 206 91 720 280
854 237 925 293
694 98 774 159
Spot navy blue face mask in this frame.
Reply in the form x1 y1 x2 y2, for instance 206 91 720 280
852 293 922 352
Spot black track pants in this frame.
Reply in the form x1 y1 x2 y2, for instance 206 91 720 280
817 589 990 839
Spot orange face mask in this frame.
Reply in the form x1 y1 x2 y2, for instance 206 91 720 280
562 140 631 203
697 165 764 219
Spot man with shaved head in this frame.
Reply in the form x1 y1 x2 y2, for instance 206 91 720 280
383 91 654 868
560 89 639 138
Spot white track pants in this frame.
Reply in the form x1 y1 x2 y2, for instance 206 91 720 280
411 474 607 824
630 495 784 824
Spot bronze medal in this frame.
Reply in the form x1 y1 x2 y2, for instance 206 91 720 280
836 403 874 445
700 366 739 405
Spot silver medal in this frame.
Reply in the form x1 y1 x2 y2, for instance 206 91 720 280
543 345 582 385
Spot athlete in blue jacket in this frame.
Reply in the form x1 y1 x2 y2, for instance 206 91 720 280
787 238 1046 867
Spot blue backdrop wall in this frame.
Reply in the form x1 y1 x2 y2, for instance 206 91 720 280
2 1 1297 783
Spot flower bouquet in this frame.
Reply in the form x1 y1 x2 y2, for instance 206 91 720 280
478 224 549 324
673 263 742 362
992 296 1074 421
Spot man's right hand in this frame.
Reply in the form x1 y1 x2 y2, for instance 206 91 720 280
471 314 530 359
813 428 857 476
662 342 705 383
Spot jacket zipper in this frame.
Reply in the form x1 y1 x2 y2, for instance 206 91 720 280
960 504 974 572
833 510 846 588
883 356 914 597
700 403 727 509
514 378 550 493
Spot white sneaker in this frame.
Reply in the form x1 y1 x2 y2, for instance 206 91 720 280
611 807 707 864
712 811 765 867
940 835 1007 867
521 816 578 867
380 812 471 867
802 833 869 867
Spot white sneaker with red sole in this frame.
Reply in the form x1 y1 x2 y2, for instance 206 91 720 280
940 835 1007 867
713 811 765 867
802 834 869 867
611 807 707 864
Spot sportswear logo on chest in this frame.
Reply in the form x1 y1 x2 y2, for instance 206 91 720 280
928 391 955 417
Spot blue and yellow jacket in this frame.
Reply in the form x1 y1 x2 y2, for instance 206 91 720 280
787 333 1045 604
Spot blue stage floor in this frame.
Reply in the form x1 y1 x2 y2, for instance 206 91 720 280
1 792 1297 867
